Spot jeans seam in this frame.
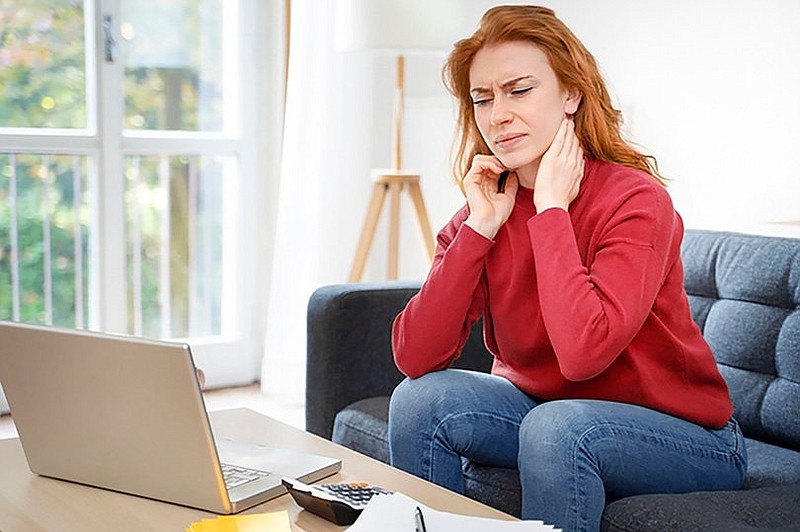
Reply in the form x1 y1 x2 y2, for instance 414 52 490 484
570 424 602 532
728 419 743 458
579 422 742 463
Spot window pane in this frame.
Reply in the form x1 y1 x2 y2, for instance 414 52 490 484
121 0 223 131
0 1 87 129
125 154 225 338
0 153 90 327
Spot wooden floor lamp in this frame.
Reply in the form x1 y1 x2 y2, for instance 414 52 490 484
335 0 462 283
348 55 435 282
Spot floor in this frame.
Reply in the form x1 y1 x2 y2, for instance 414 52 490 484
0 383 304 440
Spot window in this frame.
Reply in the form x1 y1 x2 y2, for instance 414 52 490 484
0 0 279 387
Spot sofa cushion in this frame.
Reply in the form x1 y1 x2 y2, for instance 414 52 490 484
742 438 800 489
332 397 390 463
601 484 800 532
463 462 520 517
682 231 800 451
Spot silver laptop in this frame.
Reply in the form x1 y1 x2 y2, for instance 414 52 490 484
0 321 341 514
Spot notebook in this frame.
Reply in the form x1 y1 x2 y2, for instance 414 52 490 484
0 321 341 514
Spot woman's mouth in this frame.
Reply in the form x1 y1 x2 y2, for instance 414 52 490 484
494 133 526 151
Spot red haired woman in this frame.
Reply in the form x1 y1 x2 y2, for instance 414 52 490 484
388 6 745 531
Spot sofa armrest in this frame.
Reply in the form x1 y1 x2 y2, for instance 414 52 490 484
306 281 421 439
305 281 493 440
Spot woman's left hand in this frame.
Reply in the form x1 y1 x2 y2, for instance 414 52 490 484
533 118 585 212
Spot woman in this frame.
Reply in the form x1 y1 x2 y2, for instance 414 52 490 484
387 5 746 531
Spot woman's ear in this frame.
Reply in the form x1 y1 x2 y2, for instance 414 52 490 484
564 90 582 115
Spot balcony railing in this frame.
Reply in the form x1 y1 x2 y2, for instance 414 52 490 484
1 152 89 328
1 151 223 337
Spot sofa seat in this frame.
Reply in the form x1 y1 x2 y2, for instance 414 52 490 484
307 230 800 530
602 484 800 531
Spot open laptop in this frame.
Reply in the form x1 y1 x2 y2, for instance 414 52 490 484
0 321 341 514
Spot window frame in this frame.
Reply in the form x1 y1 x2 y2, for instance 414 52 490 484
0 0 281 388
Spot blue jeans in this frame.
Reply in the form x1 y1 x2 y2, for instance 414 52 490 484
388 369 747 532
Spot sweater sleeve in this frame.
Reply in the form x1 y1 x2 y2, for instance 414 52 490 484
528 184 677 381
392 212 492 378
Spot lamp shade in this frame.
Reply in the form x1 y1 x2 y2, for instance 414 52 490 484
334 0 465 54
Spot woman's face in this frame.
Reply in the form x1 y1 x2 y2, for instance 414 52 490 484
469 41 579 185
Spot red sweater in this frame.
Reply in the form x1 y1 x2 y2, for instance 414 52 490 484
392 158 733 429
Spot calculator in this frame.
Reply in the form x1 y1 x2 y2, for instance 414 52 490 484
281 477 392 525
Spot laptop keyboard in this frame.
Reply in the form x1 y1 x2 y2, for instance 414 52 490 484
221 463 272 489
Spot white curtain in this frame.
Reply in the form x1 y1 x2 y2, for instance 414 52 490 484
260 1 471 402
260 0 381 400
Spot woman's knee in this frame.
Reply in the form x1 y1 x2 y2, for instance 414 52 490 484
391 373 440 411
389 371 467 453
390 371 465 423
390 370 506 436
519 400 601 453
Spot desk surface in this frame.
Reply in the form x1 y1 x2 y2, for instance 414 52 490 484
0 408 514 531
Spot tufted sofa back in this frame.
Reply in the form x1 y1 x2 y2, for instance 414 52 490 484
681 229 800 451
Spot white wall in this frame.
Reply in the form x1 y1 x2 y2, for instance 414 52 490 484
353 0 800 283
549 0 800 234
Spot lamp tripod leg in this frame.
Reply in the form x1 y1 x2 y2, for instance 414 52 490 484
387 182 403 280
348 182 388 283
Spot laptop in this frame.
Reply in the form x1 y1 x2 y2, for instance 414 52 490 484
0 321 341 514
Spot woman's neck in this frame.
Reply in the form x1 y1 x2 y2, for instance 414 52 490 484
515 159 540 189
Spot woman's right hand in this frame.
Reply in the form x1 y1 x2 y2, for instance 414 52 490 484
533 118 584 213
462 155 518 239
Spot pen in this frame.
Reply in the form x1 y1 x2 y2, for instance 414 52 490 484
414 505 428 532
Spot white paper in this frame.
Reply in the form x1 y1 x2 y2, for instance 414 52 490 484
347 492 561 531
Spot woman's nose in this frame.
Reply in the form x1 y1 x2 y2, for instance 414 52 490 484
490 96 512 126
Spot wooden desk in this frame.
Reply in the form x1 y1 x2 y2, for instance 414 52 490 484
0 408 514 531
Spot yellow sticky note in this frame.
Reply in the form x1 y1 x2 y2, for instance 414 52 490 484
186 511 292 532
236 511 292 531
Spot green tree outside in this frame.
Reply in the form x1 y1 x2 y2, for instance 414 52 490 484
0 2 88 326
0 0 224 336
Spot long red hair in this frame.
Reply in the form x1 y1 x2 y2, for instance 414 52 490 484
443 5 664 186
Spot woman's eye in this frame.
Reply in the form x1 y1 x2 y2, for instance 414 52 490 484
511 87 533 97
472 98 491 107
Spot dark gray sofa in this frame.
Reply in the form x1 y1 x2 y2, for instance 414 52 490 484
306 229 800 531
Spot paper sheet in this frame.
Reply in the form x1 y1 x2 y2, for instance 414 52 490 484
347 493 560 531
